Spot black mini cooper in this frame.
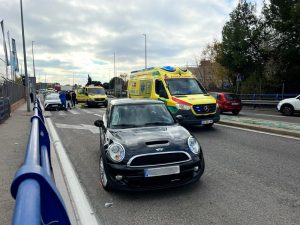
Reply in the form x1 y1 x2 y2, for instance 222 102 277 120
94 99 205 191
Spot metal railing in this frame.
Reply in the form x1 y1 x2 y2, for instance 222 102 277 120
10 99 71 225
0 79 25 104
239 93 299 106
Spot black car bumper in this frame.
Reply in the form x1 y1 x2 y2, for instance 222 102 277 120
45 104 64 110
175 109 220 125
104 157 204 191
87 100 107 106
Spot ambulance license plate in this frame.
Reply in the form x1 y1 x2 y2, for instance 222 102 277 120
202 120 213 125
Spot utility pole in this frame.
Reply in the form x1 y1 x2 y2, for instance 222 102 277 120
142 34 147 69
32 41 36 100
114 52 116 97
20 0 30 112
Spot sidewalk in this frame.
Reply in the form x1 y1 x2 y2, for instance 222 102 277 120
0 103 32 224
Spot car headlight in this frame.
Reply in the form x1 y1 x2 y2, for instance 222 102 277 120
176 103 190 110
188 136 200 154
107 143 125 162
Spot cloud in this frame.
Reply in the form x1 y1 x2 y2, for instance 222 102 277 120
0 0 261 84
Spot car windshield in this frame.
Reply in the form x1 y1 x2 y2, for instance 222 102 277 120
225 94 239 100
110 104 175 128
45 94 59 100
87 88 105 95
165 78 206 95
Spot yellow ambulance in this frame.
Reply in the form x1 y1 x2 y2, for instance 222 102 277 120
76 85 108 107
128 66 220 126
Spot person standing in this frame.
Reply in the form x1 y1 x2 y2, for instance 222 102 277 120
59 91 67 110
66 91 72 110
71 91 77 108
30 92 34 103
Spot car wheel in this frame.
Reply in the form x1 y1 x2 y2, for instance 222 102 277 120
99 156 112 191
232 110 240 115
281 104 294 116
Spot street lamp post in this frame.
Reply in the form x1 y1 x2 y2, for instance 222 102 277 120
20 0 30 112
142 34 147 69
32 41 36 100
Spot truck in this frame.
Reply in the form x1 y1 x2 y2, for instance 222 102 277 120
128 66 220 126
76 85 108 107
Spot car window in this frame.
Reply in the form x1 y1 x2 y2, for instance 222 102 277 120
224 94 239 100
87 88 105 95
165 78 206 95
110 104 175 128
45 94 59 100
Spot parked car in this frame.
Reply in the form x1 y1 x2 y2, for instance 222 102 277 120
210 92 242 115
94 99 205 191
44 93 64 111
277 94 300 116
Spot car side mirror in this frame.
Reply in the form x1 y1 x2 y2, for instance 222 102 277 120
175 115 183 123
94 120 104 127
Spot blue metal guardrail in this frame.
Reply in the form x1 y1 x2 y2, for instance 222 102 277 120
10 99 71 225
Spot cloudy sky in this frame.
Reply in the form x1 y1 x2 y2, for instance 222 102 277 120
0 0 262 85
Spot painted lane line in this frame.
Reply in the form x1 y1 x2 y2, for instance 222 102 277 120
79 108 93 114
46 118 101 225
55 123 99 134
58 111 67 116
69 110 80 115
215 123 300 141
252 113 285 118
93 114 102 117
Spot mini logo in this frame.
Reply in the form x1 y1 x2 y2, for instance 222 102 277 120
156 148 164 152
204 105 209 112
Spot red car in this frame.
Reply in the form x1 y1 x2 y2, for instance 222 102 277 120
210 92 242 115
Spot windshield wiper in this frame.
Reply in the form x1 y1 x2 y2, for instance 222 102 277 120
144 122 173 126
113 124 140 128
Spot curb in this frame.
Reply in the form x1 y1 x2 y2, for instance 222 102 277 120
10 98 25 113
219 120 300 138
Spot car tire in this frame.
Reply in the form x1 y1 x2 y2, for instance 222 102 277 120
232 110 240 115
99 156 112 191
281 104 294 116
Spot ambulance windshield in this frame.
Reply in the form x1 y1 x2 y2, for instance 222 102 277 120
165 78 206 95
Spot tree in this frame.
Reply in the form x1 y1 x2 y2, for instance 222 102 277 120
262 0 300 92
219 0 263 80
87 74 92 85
109 77 124 89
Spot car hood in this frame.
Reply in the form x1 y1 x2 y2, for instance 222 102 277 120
172 94 216 105
108 125 191 152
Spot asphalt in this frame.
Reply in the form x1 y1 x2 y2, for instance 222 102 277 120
0 102 299 224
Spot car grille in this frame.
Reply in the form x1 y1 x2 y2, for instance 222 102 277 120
193 104 216 114
95 98 105 101
127 151 191 167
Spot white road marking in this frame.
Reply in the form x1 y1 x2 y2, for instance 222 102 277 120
44 111 52 117
215 123 300 141
251 113 285 118
58 111 67 116
79 108 93 114
93 114 102 117
45 118 101 225
68 109 80 115
55 123 99 134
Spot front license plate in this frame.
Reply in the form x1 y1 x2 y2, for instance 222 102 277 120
232 103 239 105
51 104 58 107
202 120 213 125
144 165 180 177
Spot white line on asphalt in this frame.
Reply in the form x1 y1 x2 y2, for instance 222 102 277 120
93 114 102 117
79 108 93 114
46 118 101 225
68 109 80 115
215 123 300 141
251 113 285 118
58 111 67 116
